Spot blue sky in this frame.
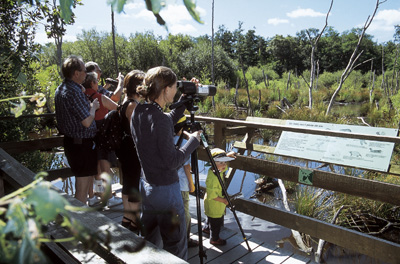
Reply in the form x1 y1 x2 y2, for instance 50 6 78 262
35 0 400 45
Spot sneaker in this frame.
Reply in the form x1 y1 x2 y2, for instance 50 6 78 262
202 227 210 235
210 238 226 245
87 196 101 207
107 196 122 207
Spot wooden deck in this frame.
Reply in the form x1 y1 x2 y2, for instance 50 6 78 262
101 187 314 264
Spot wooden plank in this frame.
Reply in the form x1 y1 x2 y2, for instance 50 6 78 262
282 253 313 264
0 148 35 188
224 126 251 136
0 137 63 155
193 116 400 143
206 238 261 264
198 150 400 207
188 228 237 263
235 242 277 263
261 247 293 263
61 192 188 264
233 198 400 264
41 241 81 264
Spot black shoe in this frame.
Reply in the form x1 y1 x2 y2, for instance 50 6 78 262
188 238 199 248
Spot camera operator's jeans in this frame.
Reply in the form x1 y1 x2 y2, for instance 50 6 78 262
140 179 188 260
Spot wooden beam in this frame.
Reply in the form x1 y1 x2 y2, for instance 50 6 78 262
0 137 64 155
0 148 35 189
197 148 400 206
233 198 400 264
193 116 400 143
224 126 251 136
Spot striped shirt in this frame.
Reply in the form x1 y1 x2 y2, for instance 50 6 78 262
55 79 97 138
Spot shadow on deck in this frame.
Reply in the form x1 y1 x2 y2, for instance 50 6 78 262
101 186 314 264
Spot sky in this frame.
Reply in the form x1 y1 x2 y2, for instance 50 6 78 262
34 0 400 45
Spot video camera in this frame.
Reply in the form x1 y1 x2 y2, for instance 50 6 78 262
177 81 216 97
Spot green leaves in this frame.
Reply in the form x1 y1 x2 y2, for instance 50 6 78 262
108 0 127 13
59 0 74 23
24 182 69 224
183 0 204 24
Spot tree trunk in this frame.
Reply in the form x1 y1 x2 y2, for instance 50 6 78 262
211 0 215 110
286 71 291 91
111 7 119 75
239 56 252 115
234 77 239 110
262 69 269 88
370 70 376 104
307 0 333 109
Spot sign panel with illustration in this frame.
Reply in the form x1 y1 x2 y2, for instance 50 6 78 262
274 120 398 172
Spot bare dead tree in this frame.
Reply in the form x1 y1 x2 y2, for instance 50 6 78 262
111 7 119 75
211 0 215 109
391 44 399 94
305 0 333 109
286 71 291 91
239 56 252 115
326 0 385 115
262 69 269 88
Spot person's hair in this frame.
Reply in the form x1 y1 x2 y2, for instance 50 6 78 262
137 66 177 102
85 61 99 73
82 72 98 89
62 55 84 79
123 70 145 97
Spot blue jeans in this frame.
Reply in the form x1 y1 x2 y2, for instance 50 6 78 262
140 179 188 260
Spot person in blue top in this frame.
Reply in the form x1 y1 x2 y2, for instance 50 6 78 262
203 148 235 245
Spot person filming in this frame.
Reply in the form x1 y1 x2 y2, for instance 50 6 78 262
131 66 201 260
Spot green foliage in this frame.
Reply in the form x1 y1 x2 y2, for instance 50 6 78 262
0 175 110 264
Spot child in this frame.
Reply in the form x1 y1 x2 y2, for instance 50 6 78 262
174 115 199 248
203 148 235 245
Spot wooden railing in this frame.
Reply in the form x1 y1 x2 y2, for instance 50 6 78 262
1 115 400 263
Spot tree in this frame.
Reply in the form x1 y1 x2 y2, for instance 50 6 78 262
326 0 384 115
303 0 333 109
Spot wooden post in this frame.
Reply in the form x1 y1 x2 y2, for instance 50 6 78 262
0 173 4 198
213 121 226 149
225 129 254 188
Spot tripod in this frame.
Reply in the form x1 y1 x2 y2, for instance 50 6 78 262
176 102 251 264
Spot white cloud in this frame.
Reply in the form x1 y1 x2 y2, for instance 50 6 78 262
170 23 197 35
268 18 289 26
368 9 400 32
124 2 145 10
287 8 325 18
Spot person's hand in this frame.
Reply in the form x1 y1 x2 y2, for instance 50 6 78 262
188 130 202 142
222 198 229 206
91 98 100 110
117 72 124 83
226 151 237 159
189 183 195 193
190 77 200 87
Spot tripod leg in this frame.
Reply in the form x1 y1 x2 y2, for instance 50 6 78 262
191 150 207 263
